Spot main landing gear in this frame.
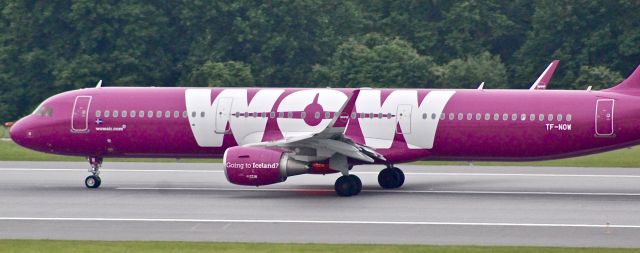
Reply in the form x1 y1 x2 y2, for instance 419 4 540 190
335 174 362 197
378 166 405 189
85 157 102 189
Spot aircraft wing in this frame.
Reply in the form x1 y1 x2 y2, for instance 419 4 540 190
245 89 385 164
529 60 559 90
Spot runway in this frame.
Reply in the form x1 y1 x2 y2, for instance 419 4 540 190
0 161 639 247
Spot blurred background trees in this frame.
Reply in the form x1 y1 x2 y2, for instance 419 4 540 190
1 0 639 122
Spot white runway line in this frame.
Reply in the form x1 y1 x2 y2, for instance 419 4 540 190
0 217 638 228
115 187 640 196
2 168 640 178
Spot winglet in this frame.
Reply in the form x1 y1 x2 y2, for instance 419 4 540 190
530 60 559 90
477 82 485 90
329 89 360 129
96 80 103 88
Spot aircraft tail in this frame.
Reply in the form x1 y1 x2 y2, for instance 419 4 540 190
605 65 640 93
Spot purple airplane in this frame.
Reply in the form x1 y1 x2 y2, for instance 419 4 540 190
9 64 640 196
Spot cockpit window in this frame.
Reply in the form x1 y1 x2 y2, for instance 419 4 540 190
32 104 53 117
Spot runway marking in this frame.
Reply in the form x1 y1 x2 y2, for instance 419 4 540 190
0 217 638 229
116 187 640 196
2 168 640 178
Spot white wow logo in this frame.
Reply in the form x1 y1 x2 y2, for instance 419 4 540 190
185 89 455 149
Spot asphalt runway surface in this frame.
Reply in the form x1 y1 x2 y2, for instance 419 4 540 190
0 161 639 247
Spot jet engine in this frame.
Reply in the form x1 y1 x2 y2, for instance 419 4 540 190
223 146 309 186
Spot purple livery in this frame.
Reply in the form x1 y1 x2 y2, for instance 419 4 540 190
10 65 640 196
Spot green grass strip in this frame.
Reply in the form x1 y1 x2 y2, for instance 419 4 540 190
0 240 638 253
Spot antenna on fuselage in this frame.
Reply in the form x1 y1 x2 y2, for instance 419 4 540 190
96 80 103 88
477 82 485 90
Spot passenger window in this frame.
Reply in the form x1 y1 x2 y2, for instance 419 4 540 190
457 113 463 120
520 114 526 121
174 111 179 118
156 111 162 118
270 112 276 118
538 114 544 121
351 112 357 119
113 110 119 118
287 112 293 118
191 111 196 118
449 113 454 120
475 113 481 120
104 110 110 117
422 113 427 119
440 113 445 120
511 113 517 121
301 112 306 118
557 114 563 121
201 112 205 118
139 111 145 118
244 112 249 118
96 110 101 117
432 113 437 120
279 112 285 118
466 113 472 120
368 112 373 119
182 111 188 118
493 113 499 121
529 114 535 121
121 110 127 118
130 110 136 118
548 114 553 121
503 113 508 121
566 114 572 121
386 113 392 119
164 111 170 118
485 113 490 121
148 111 154 118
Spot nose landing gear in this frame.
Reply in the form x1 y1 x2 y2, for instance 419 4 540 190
85 157 102 189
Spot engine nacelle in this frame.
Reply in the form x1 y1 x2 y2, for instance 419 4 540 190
223 146 309 186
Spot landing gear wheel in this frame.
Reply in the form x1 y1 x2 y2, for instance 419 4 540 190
335 175 362 197
378 167 404 189
348 175 362 195
85 175 101 189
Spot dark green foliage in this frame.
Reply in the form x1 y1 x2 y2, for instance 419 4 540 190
1 0 639 122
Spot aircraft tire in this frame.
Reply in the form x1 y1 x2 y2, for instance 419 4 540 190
85 175 101 189
348 175 362 195
335 175 361 197
378 168 403 189
391 167 405 188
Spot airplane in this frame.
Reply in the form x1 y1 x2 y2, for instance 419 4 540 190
9 64 640 196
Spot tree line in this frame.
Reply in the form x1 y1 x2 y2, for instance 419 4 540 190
1 0 639 122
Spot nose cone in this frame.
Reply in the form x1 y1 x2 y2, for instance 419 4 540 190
10 117 33 148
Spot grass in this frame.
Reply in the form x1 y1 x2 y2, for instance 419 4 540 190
1 128 640 167
0 137 218 163
0 126 7 139
0 240 638 253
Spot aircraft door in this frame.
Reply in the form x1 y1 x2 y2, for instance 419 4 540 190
215 97 233 134
396 104 412 134
595 99 614 136
71 96 92 132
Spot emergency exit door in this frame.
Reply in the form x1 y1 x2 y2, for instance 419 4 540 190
71 96 92 132
595 99 614 136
